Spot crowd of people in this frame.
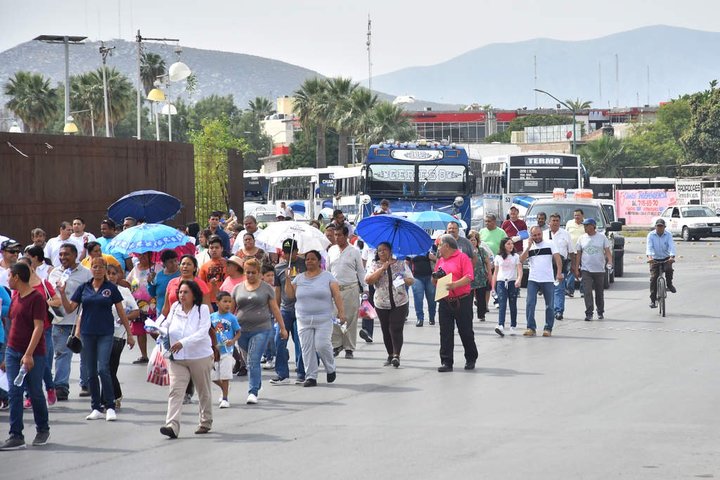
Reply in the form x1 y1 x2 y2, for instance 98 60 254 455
0 205 676 448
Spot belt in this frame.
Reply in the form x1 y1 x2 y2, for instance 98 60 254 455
444 293 470 302
339 283 358 291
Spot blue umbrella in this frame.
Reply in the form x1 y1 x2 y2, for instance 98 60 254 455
288 201 306 214
407 211 464 230
107 223 193 256
356 215 433 258
108 190 182 224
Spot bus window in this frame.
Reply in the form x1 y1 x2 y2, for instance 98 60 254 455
418 165 466 196
367 165 415 196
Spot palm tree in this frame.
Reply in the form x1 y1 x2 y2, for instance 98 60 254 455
70 72 102 134
4 71 59 133
326 77 358 166
140 52 166 95
248 96 275 121
101 67 135 136
565 98 593 111
368 102 415 144
69 68 134 136
347 87 378 160
579 135 625 176
294 78 331 168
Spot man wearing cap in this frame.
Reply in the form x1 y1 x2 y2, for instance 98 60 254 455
270 239 306 385
573 218 613 321
0 240 22 289
646 218 677 308
501 206 528 253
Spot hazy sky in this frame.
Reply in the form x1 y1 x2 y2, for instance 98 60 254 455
1 0 718 80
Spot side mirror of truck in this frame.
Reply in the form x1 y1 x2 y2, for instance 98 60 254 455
607 221 622 232
618 217 626 226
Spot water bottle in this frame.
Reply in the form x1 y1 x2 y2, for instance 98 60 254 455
14 365 27 387
361 293 368 301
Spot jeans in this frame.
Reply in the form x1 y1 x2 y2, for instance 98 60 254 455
526 280 555 332
438 295 477 367
411 275 436 322
297 316 335 381
582 271 606 316
237 329 272 395
554 259 571 314
52 324 74 391
263 324 277 361
496 280 519 327
42 328 54 390
275 309 305 380
566 268 576 295
108 337 126 400
5 347 49 439
80 333 115 411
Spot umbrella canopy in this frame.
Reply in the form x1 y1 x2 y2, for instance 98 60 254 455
255 221 330 254
356 215 433 258
288 201 306 214
108 190 182 224
407 211 465 231
107 223 193 256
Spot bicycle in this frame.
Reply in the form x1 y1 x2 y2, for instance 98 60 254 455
649 258 673 317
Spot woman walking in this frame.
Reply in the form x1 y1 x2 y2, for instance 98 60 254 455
284 250 344 386
159 280 214 438
492 237 522 337
58 257 135 421
106 264 139 407
232 258 288 403
467 231 492 321
364 242 414 367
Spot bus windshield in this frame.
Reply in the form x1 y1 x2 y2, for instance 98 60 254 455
366 163 467 197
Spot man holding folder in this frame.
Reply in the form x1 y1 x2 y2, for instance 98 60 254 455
433 235 478 372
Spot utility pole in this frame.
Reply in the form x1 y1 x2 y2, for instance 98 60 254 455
99 42 115 137
136 30 179 140
366 15 372 92
534 55 538 109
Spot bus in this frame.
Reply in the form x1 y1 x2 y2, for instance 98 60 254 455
360 142 478 227
481 152 586 220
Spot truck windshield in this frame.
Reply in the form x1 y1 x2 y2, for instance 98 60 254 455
526 203 607 229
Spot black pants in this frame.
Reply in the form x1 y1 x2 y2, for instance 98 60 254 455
362 284 375 338
108 337 125 400
649 259 674 302
438 295 478 367
473 287 488 318
582 271 605 316
377 303 408 357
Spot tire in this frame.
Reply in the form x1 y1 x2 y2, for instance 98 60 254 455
614 250 625 277
604 268 610 289
682 227 691 242
610 266 615 284
657 277 666 317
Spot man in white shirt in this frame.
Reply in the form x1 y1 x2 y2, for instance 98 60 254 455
573 218 612 321
328 225 367 358
564 208 585 296
232 215 260 254
44 221 73 268
544 213 575 321
68 217 97 262
520 226 563 337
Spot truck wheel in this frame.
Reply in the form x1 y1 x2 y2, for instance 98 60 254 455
614 252 624 277
682 227 692 242
604 269 610 289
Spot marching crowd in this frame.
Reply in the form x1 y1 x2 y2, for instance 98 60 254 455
0 204 676 448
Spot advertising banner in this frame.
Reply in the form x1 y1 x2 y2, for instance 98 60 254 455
675 179 702 205
615 189 677 226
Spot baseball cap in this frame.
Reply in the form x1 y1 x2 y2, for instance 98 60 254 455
655 218 666 226
582 218 596 226
282 238 298 253
1 239 21 252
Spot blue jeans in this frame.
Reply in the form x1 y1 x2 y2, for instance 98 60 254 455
526 281 555 332
496 280 519 327
42 328 55 390
275 309 305 380
5 347 49 439
565 269 576 295
51 324 74 391
411 275 436 322
238 329 272 395
263 323 277 361
554 276 566 314
80 334 115 411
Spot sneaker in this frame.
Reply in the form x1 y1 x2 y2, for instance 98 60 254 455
31 431 50 446
597 313 604 320
246 394 258 404
565 290 574 298
585 315 593 321
428 319 435 325
132 357 149 364
183 394 193 405
437 364 453 373
668 285 677 293
194 426 211 434
270 376 290 385
260 356 267 364
219 399 230 409
262 359 275 370
105 408 117 421
391 357 400 368
86 409 104 420
542 330 552 337
359 328 373 342
494 325 505 337
383 356 393 367
344 350 354 359
160 425 177 439
509 326 517 336
479 316 486 322
23 398 32 409
554 312 563 321
56 387 69 401
237 366 248 377
294 378 305 385
464 361 476 370
523 329 536 337
333 346 343 357
0 400 9 410
46 389 57 406
415 320 423 327
649 302 657 309
303 378 317 387
79 387 91 398
327 371 336 383
0 436 26 450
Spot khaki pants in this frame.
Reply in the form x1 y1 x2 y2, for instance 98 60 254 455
332 284 360 352
165 355 213 436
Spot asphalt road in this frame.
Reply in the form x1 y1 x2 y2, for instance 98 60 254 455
3 238 719 479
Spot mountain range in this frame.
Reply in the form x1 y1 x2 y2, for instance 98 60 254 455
1 25 718 113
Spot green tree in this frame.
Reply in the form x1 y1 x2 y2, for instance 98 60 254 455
367 102 415 144
4 71 59 133
348 87 378 160
681 82 720 167
579 135 627 176
565 98 593 111
140 52 166 95
326 77 358 166
190 117 249 221
294 78 331 168
69 68 134 136
248 96 275 121
484 114 569 143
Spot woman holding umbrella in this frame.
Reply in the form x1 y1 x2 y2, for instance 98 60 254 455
365 242 414 367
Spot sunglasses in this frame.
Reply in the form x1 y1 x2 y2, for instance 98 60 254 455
5 249 20 254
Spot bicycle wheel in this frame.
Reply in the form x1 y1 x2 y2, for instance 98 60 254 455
657 276 666 317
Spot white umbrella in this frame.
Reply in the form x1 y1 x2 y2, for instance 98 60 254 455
256 221 330 253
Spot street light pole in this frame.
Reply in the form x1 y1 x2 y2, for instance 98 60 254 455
99 42 115 137
534 88 577 155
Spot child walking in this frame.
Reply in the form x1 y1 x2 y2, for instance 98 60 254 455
211 292 241 408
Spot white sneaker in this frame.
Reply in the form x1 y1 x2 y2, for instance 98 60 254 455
509 326 517 336
105 408 117 422
219 399 230 409
262 359 275 370
86 409 104 420
270 376 291 385
246 394 258 405
494 325 505 337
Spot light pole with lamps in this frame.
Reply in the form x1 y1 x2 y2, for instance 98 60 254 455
64 109 94 135
534 88 577 154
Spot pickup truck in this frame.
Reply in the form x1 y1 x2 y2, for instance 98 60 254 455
651 204 720 241
523 198 625 288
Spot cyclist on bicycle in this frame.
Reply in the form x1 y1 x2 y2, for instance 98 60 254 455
646 218 676 308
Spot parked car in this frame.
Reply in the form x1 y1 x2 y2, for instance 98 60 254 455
651 205 720 241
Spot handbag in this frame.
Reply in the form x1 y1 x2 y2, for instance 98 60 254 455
66 334 82 353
